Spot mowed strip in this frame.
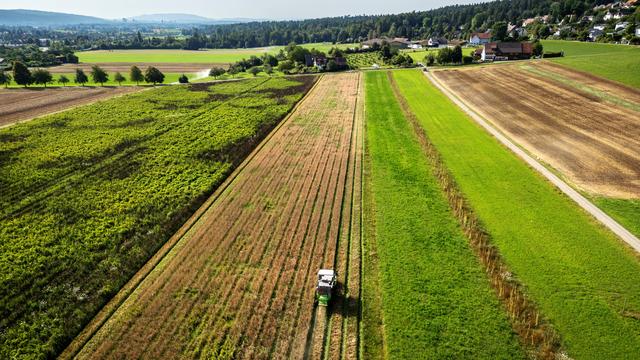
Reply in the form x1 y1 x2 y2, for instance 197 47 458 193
362 71 525 359
0 87 141 127
433 65 640 199
394 69 640 359
74 72 362 359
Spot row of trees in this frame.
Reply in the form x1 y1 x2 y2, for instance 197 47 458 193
1 61 165 88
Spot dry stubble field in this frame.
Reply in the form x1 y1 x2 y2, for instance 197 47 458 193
0 87 141 128
434 63 640 199
67 72 363 359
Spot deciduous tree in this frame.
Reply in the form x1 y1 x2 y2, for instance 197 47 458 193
209 67 225 79
144 66 165 85
12 61 32 87
0 71 11 88
114 72 126 86
32 69 53 87
58 75 69 87
74 69 88 86
130 66 144 85
91 65 109 86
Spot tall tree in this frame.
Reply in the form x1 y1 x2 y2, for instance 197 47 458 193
130 66 144 85
32 69 53 87
74 69 88 86
12 61 32 87
0 72 11 88
144 66 165 85
492 21 508 41
91 65 109 86
452 45 463 63
209 67 225 79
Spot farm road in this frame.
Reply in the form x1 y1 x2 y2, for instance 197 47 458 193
427 71 640 254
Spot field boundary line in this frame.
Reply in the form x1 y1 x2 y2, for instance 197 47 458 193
60 74 324 359
426 71 640 254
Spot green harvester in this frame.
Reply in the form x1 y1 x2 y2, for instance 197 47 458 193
316 269 337 306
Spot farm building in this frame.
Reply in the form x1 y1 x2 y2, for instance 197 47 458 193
361 37 412 49
481 42 533 61
469 32 491 45
304 54 327 68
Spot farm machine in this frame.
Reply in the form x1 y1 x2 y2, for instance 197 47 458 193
316 269 337 306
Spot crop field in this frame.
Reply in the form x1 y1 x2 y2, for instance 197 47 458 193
541 40 640 88
0 86 141 127
432 63 640 237
433 64 640 198
0 76 316 358
394 69 640 359
65 72 363 359
77 43 359 64
362 71 525 359
345 52 384 68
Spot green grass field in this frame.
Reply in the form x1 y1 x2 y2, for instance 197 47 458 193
6 72 197 88
541 40 640 88
393 69 640 359
77 42 359 64
362 71 525 359
0 76 316 358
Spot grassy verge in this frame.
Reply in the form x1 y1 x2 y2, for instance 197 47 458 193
541 40 640 88
393 69 640 359
591 197 640 240
362 70 525 359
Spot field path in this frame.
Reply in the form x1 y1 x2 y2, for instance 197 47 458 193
427 71 640 253
66 72 362 359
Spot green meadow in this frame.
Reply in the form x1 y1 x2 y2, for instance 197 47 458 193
541 40 640 88
362 70 525 359
392 69 640 359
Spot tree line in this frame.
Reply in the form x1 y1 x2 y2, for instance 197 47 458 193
0 62 166 88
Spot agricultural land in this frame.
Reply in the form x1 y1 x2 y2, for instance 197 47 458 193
392 69 640 359
64 72 363 359
432 62 640 238
0 86 141 127
541 40 640 89
0 76 316 358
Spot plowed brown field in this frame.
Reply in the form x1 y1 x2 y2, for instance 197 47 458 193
434 65 640 198
65 72 363 359
0 86 141 128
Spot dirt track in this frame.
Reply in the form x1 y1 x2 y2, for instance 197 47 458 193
42 62 218 74
66 72 363 359
0 87 141 128
434 64 640 199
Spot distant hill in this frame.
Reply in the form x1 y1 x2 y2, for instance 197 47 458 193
0 9 110 26
127 13 261 24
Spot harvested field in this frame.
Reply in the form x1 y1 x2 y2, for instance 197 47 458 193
434 65 640 199
67 72 363 359
41 62 216 74
0 86 141 127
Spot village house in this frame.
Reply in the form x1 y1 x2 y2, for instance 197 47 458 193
427 37 448 47
481 42 533 61
615 22 630 31
469 32 491 45
361 37 411 49
304 54 327 68
636 28 640 37
604 12 623 20
589 28 604 40
448 39 467 47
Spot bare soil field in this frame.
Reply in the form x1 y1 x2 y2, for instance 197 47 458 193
0 86 141 127
65 72 363 359
42 62 218 74
434 65 640 199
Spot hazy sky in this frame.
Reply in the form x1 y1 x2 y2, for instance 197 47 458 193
0 0 479 20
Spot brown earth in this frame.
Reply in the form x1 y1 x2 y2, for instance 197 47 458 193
41 62 219 74
0 86 141 128
434 64 640 199
66 72 363 359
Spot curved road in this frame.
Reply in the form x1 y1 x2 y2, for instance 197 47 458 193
426 71 640 254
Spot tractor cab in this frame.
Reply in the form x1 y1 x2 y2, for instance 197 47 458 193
316 269 336 306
